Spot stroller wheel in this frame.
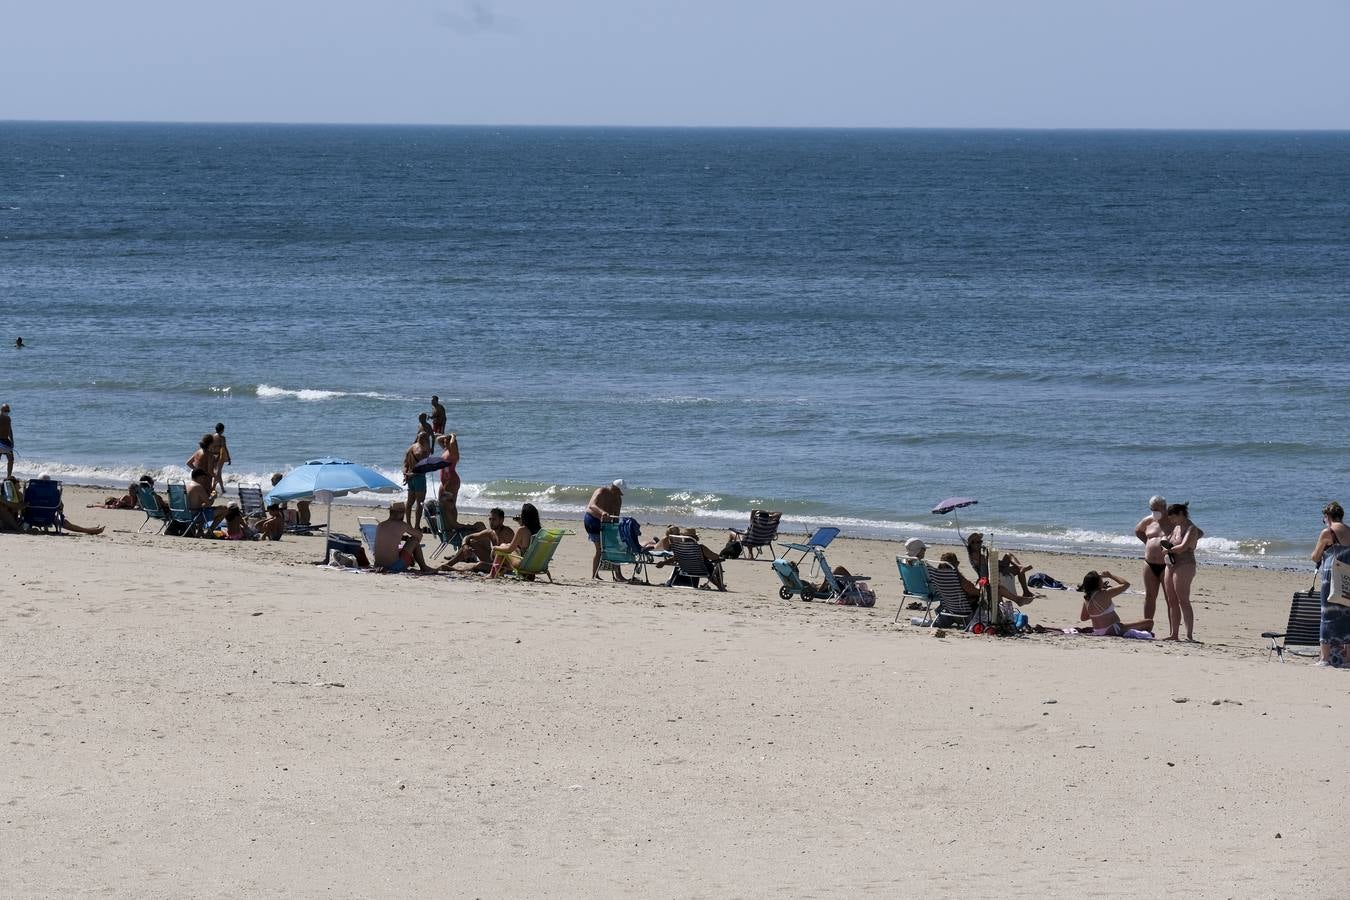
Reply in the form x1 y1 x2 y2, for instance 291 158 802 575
800 585 815 602
778 586 793 601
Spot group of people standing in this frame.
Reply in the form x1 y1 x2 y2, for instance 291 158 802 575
1134 497 1204 642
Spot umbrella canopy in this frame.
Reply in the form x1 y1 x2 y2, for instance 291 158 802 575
266 457 401 504
932 497 978 515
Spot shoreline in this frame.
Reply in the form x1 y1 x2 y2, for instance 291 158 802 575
49 472 1317 574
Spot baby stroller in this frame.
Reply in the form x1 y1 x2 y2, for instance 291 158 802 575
771 547 873 605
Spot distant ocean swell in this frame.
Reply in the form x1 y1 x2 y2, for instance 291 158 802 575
12 459 1300 566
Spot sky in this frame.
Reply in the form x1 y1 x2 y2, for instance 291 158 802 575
2 0 1348 129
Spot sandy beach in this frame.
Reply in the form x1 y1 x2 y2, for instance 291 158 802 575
2 485 1345 897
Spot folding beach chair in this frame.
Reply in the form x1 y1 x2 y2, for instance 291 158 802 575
894 557 939 624
927 565 976 629
667 535 726 591
781 527 841 565
491 528 570 582
236 485 267 520
422 505 474 560
22 479 64 533
1262 585 1323 661
135 483 170 534
166 483 209 537
357 517 379 557
600 519 668 584
729 510 782 560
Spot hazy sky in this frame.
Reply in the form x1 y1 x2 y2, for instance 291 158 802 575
4 0 1347 128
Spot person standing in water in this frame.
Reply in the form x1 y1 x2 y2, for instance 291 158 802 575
1134 495 1172 634
430 396 447 436
13 337 23 349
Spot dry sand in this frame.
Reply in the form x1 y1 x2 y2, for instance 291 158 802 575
2 485 1346 897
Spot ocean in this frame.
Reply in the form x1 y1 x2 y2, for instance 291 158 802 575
1 122 1347 564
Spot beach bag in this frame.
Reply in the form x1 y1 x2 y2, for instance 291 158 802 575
851 582 876 608
1329 549 1350 605
719 538 743 560
618 516 643 554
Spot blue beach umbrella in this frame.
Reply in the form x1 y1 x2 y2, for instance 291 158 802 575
266 457 402 535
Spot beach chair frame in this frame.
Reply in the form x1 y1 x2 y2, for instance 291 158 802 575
135 483 170 534
1262 587 1322 661
490 528 571 582
894 557 940 624
667 535 726 590
730 510 782 560
781 527 841 565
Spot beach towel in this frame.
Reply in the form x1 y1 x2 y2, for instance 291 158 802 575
1028 572 1067 590
617 516 643 554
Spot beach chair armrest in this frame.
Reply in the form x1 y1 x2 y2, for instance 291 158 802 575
781 542 811 552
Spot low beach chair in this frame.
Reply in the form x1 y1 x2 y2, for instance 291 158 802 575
600 519 667 584
781 527 841 565
423 506 472 560
22 479 64 533
166 483 208 537
490 528 570 582
667 535 726 591
135 483 171 534
729 510 782 560
894 557 939 624
237 485 267 521
357 517 379 557
1262 586 1323 661
927 565 976 629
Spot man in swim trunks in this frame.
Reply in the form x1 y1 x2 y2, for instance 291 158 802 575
1133 495 1171 627
440 507 514 573
584 479 625 579
373 501 434 573
402 434 431 526
430 396 446 436
0 403 13 478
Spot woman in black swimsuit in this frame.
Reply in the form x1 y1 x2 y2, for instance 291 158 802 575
1311 501 1350 667
1134 495 1171 633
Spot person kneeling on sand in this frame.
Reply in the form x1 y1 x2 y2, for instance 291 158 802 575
1077 570 1153 638
441 507 514 573
373 501 434 573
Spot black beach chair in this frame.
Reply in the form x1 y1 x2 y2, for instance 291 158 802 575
730 510 782 559
1262 586 1323 661
667 535 726 591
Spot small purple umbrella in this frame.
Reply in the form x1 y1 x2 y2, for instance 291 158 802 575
932 497 978 541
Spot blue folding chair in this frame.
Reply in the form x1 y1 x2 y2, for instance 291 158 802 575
135 483 171 534
22 479 64 533
894 557 939 624
166 483 210 537
781 527 841 565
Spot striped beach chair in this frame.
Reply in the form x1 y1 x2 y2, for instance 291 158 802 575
730 510 782 559
927 565 976 629
1262 588 1323 661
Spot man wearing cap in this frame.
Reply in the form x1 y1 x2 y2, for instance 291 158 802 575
374 501 434 574
584 479 625 579
903 537 927 561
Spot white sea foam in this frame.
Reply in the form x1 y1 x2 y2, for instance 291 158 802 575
255 384 415 403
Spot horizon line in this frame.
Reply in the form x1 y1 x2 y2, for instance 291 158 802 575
2 117 1349 134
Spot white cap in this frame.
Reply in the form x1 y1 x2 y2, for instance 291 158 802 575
904 538 926 556
611 479 625 494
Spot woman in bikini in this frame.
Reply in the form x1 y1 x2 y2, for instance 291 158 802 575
494 503 542 577
1134 495 1172 635
1311 501 1350 667
1162 502 1203 641
436 433 461 530
1077 570 1153 636
186 433 214 476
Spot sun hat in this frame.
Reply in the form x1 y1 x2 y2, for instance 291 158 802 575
904 538 926 556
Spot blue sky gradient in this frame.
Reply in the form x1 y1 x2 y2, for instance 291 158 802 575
3 0 1347 128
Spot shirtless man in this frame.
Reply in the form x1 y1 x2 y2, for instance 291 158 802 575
211 423 231 493
0 403 14 478
416 413 436 446
440 507 514 572
402 434 432 526
430 396 447 436
373 501 434 573
1133 495 1171 629
186 467 227 530
584 479 625 578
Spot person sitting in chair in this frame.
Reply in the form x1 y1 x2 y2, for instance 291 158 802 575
373 501 435 574
441 507 514 573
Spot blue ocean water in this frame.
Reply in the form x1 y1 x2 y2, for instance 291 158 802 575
1 122 1347 562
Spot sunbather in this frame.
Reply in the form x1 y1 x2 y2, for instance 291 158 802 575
93 483 139 510
373 501 434 573
494 503 542 577
1077 570 1153 637
186 468 227 529
441 507 513 573
255 503 286 541
965 532 1035 604
31 475 105 535
670 528 728 591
